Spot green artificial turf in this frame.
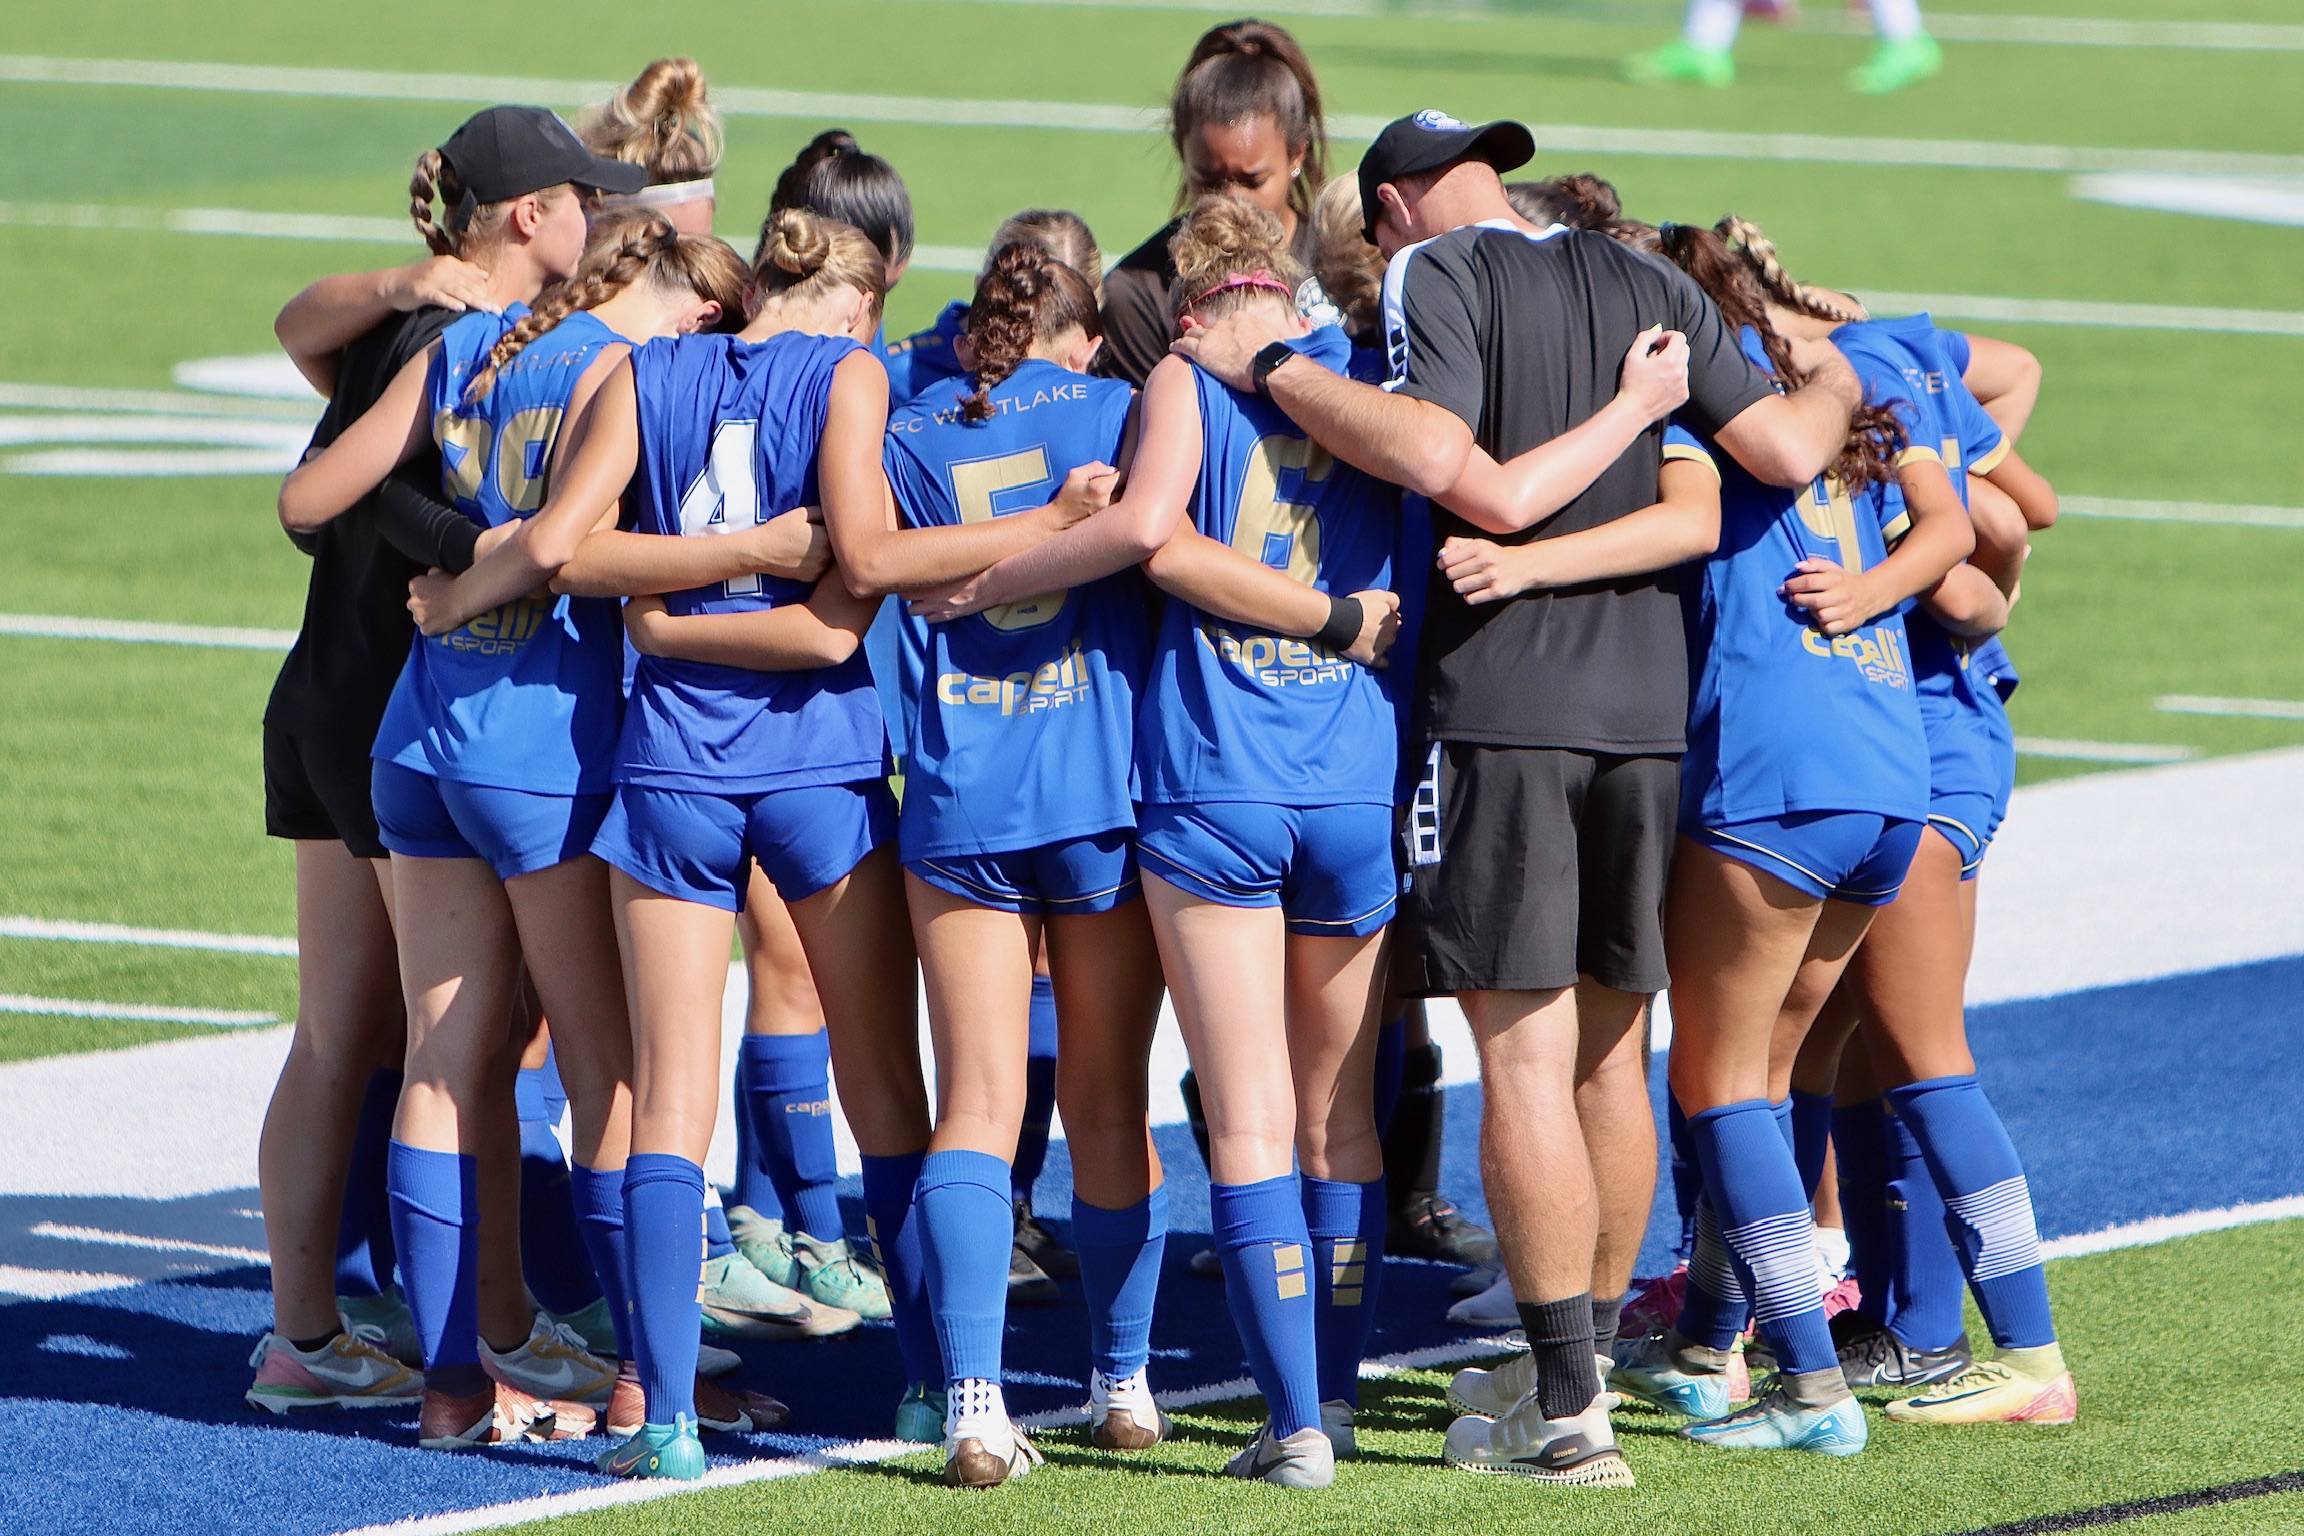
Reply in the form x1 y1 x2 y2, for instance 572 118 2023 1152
497 1220 2304 1536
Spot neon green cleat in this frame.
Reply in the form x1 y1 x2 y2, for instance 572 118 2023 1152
1884 1353 2077 1425
794 1232 892 1320
1623 40 1735 87
598 1415 707 1480
893 1381 948 1444
724 1205 801 1289
1850 34 1941 94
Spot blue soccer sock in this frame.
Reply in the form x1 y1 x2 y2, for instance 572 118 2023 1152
730 1046 780 1220
569 1162 635 1362
334 1068 402 1298
1789 1090 1834 1200
1370 1017 1408 1139
861 1149 943 1388
1303 1175 1385 1408
702 1198 736 1261
740 1032 843 1241
1889 1075 2057 1350
1831 1099 1893 1326
386 1141 482 1394
515 1067 603 1317
1011 976 1059 1206
1211 1175 1322 1438
1882 1106 1966 1351
1073 1183 1168 1381
623 1153 705 1424
916 1149 1015 1385
1677 1196 1750 1350
1667 1095 1702 1263
1689 1101 1838 1379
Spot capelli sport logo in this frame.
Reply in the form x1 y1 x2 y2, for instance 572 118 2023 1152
1413 110 1469 131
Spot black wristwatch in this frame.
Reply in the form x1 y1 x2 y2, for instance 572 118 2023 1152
1250 339 1297 397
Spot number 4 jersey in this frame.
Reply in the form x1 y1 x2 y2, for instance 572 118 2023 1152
883 359 1147 861
372 304 626 795
616 329 887 795
1140 325 1400 808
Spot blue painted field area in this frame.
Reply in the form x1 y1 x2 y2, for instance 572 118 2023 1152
2 956 2298 1536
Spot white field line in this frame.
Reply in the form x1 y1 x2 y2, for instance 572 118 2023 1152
0 199 410 244
0 380 319 421
0 915 297 957
2061 497 2304 529
6 447 299 476
0 994 275 1027
2014 737 2200 764
1863 289 2304 339
2039 1196 2304 1260
1807 11 2304 51
2157 695 2304 721
0 1264 140 1300
6 55 2304 178
0 613 296 649
29 1221 269 1265
2071 172 2304 230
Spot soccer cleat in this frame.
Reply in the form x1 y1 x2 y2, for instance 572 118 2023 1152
1623 39 1736 87
339 1290 423 1368
1617 1265 1688 1340
792 1232 892 1319
598 1415 706 1480
1225 1423 1336 1489
606 1373 643 1438
724 1205 801 1290
1445 1267 1518 1329
695 1374 791 1434
1442 1397 1635 1486
1608 1331 1736 1421
1884 1357 2077 1425
1088 1368 1171 1450
695 1340 742 1379
1680 1386 1868 1454
1448 1349 1533 1419
1452 1258 1501 1299
698 1250 860 1340
1008 1240 1059 1305
1320 1400 1357 1460
944 1424 1044 1489
893 1381 949 1444
1189 1245 1224 1281
542 1296 619 1360
1389 1192 1497 1270
418 1380 595 1449
480 1315 618 1406
1833 1312 1974 1390
245 1331 422 1413
1014 1200 1079 1278
1850 33 1942 93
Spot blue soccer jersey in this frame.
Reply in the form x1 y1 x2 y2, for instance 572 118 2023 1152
883 359 1146 861
371 305 627 794
1138 326 1399 808
1836 315 2018 797
882 301 969 403
1675 406 1930 828
615 330 887 794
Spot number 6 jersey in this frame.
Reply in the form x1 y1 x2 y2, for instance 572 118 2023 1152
1139 326 1399 808
883 359 1146 862
616 330 887 795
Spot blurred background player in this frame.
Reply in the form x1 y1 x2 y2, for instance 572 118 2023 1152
1625 0 1941 94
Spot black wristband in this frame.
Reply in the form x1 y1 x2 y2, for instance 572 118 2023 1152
1316 593 1364 652
1251 339 1297 398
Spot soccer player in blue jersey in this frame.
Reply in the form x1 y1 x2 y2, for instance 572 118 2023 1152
277 204 761 1449
884 211 1103 406
878 241 1171 1485
1601 219 1976 1457
927 195 1404 1489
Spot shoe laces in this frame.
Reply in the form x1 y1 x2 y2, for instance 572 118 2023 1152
1930 1358 2015 1396
531 1318 597 1359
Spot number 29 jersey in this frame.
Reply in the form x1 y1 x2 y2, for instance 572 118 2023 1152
615 330 886 795
1138 325 1399 808
883 360 1145 861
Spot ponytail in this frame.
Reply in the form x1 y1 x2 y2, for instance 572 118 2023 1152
1715 215 1866 327
1169 20 1328 220
409 144 566 261
766 130 914 271
960 245 1102 423
1167 194 1304 325
580 56 723 184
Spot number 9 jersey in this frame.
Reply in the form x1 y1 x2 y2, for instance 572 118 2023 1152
616 330 887 794
1139 325 1399 809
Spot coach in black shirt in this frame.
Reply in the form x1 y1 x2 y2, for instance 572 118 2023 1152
1178 110 1862 1475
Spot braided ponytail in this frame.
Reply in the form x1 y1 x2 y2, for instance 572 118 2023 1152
409 149 458 256
410 142 564 261
959 244 1101 424
1715 215 1860 326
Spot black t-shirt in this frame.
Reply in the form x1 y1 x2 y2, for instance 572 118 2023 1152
1386 221 1774 754
264 306 464 741
1098 212 1323 389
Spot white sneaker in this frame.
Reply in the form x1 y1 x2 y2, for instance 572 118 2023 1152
480 1315 619 1406
1443 1396 1636 1486
1087 1367 1170 1450
1446 1268 1519 1329
943 1378 1042 1489
1225 1422 1335 1488
1319 1399 1357 1459
1449 1348 1620 1419
245 1330 423 1412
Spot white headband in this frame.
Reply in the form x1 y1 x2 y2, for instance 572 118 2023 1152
596 177 716 213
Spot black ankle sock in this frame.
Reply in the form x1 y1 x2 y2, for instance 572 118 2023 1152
1519 1295 1599 1420
428 1362 488 1397
1591 1292 1625 1353
287 1329 341 1354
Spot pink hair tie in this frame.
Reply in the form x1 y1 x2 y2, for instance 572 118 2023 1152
1188 268 1295 309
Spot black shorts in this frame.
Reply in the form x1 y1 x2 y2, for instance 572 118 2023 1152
264 720 388 860
1398 743 1677 996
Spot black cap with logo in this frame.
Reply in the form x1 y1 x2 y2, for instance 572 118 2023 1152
1357 110 1537 242
438 105 649 206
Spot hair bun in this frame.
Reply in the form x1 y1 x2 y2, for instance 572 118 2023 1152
763 207 834 278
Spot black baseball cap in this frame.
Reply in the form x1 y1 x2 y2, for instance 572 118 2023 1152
438 105 649 205
1357 110 1536 242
